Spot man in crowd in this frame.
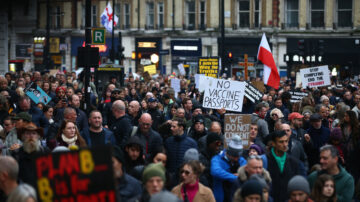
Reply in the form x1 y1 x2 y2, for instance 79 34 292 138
132 113 163 158
267 130 304 202
128 100 142 126
81 110 116 147
165 118 197 175
289 112 309 144
4 112 31 153
211 136 247 202
182 98 193 121
110 100 132 149
249 123 266 151
308 145 354 202
251 103 269 143
188 115 208 142
0 156 19 201
147 97 164 131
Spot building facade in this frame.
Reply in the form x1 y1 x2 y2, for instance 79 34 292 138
5 0 360 78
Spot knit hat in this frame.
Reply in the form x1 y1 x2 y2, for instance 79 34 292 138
287 175 310 195
142 163 166 183
249 144 263 155
112 146 125 164
206 132 222 146
241 179 263 198
150 191 182 202
183 148 199 162
330 128 342 141
249 174 269 190
227 135 243 157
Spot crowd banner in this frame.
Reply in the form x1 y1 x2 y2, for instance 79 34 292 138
143 64 156 75
177 63 186 75
202 78 246 112
289 91 309 103
224 114 252 148
32 146 115 202
300 65 331 88
198 57 219 78
171 78 181 98
245 81 264 103
25 82 52 105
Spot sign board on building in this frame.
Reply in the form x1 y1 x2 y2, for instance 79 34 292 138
16 44 32 58
244 81 264 103
92 28 106 45
144 64 157 75
159 49 170 55
224 114 251 148
300 65 331 88
198 57 219 78
31 146 115 202
202 78 246 112
49 37 60 53
289 91 309 103
51 55 62 65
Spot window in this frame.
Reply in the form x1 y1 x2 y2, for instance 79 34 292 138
337 0 352 27
254 0 261 28
199 1 206 29
50 6 61 29
186 1 196 30
146 2 155 29
285 0 298 28
115 4 121 28
124 3 130 29
238 0 250 28
310 0 324 28
91 5 97 27
158 2 164 28
82 5 85 27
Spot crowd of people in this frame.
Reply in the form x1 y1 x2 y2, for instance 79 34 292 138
0 69 359 202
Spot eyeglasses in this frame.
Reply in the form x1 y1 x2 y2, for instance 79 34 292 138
180 170 191 175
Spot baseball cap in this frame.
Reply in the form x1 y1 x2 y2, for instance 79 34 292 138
288 112 304 121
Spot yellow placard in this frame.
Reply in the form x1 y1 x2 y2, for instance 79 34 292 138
144 65 156 75
49 37 60 53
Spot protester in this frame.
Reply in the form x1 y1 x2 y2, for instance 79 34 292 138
310 174 337 202
287 175 313 202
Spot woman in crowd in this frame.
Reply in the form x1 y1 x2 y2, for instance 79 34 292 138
42 105 54 124
53 120 87 149
268 108 284 133
311 174 337 202
171 160 216 202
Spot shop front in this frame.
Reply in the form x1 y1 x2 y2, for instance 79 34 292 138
171 39 202 76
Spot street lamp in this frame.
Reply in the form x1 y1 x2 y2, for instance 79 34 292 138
150 53 159 64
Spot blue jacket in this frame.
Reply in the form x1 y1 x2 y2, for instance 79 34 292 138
164 133 197 173
81 128 116 147
16 107 49 134
211 150 247 202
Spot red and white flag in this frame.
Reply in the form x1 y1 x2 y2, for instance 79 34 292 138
257 33 280 89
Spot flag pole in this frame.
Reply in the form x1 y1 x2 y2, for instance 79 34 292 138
111 0 115 62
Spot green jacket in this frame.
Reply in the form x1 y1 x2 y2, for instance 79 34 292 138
308 165 354 202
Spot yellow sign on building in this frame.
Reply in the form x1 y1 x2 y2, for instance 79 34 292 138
51 55 62 64
49 37 60 53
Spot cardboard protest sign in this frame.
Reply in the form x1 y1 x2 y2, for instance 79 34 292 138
251 81 266 93
32 146 115 202
300 65 331 88
245 81 264 103
202 78 246 112
171 78 181 98
177 63 186 75
198 57 219 78
142 71 152 82
144 64 156 75
289 91 309 103
25 82 52 105
224 114 252 148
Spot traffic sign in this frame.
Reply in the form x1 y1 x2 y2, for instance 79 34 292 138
92 28 106 45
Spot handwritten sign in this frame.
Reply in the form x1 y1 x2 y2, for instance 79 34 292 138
245 81 263 103
224 114 251 148
300 65 331 88
33 147 115 202
177 63 186 75
25 82 52 105
198 57 219 78
289 91 309 103
202 78 246 112
144 64 156 75
171 78 181 98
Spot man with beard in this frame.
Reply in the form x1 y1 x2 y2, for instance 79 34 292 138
81 110 116 147
12 122 48 184
4 112 32 154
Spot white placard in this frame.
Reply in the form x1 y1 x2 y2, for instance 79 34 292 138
171 78 181 98
195 74 200 89
177 63 186 75
300 65 331 88
202 78 246 112
198 75 214 92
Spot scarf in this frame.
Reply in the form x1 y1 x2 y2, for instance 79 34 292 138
61 134 78 147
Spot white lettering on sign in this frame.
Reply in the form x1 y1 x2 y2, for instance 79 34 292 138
95 32 103 42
